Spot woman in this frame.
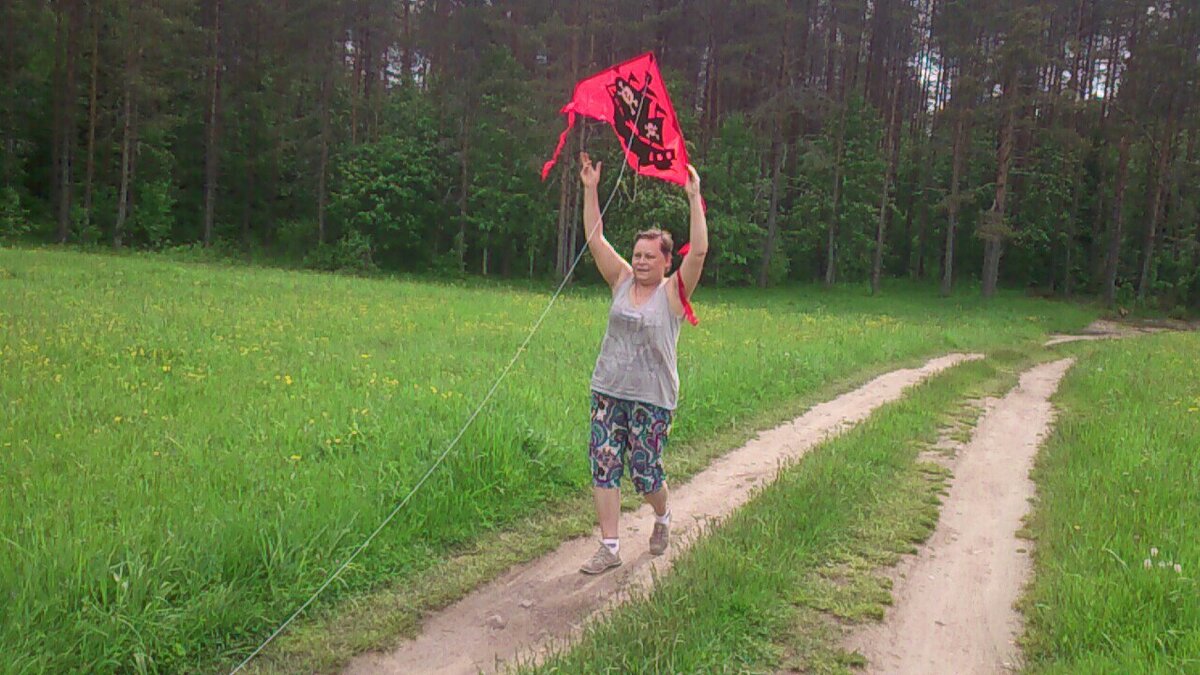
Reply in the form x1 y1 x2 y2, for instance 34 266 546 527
577 151 708 574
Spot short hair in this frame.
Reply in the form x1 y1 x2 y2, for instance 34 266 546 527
634 228 673 260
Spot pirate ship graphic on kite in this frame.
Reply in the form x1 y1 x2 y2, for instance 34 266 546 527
541 52 690 186
609 73 676 171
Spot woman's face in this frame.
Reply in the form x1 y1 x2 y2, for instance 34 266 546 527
631 238 669 285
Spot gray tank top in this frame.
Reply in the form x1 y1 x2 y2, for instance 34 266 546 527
591 274 683 410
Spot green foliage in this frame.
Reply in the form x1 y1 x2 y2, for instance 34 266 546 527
463 47 554 275
0 186 30 239
303 230 377 273
129 180 177 248
706 212 766 286
327 95 447 269
275 220 316 261
67 204 100 245
605 179 691 253
702 114 768 285
793 95 886 282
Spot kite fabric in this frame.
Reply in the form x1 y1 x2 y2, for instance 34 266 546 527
676 243 698 326
541 52 690 185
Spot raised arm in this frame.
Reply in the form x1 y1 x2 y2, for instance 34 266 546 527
581 152 631 289
675 164 708 297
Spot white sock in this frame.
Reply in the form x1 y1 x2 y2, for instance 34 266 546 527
602 538 620 554
655 510 671 526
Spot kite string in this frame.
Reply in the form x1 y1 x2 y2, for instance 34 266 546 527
228 87 651 675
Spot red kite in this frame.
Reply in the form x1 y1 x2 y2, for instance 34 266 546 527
542 52 690 186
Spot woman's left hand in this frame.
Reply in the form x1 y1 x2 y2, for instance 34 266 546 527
685 164 701 199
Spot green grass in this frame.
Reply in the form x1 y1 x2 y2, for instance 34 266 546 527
0 247 1094 672
527 352 1037 674
1020 333 1200 673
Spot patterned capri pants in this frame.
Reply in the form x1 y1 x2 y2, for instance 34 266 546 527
588 390 673 495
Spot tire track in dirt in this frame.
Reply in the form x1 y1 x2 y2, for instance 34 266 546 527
845 358 1075 674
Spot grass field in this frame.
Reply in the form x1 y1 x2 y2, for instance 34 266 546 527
1020 333 1200 673
0 247 1095 672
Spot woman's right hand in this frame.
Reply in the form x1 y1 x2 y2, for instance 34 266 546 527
580 152 601 188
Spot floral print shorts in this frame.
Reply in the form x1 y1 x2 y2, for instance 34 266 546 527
588 390 672 495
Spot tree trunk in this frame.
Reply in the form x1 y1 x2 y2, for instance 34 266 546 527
1 0 13 184
555 148 573 279
1089 188 1107 288
844 3 866 97
903 120 923 277
349 7 363 145
56 0 79 243
1137 120 1176 302
759 138 785 288
51 5 64 236
457 113 469 272
114 81 133 248
825 91 847 288
202 0 222 247
823 0 838 93
316 55 332 245
697 36 716 151
242 157 254 245
361 9 376 143
1177 130 1197 276
555 27 582 280
82 3 99 231
981 240 1003 298
907 65 928 278
1062 169 1081 297
982 74 1017 299
1192 171 1200 304
759 27 790 289
1103 135 1130 306
941 107 967 297
865 0 890 106
872 76 902 295
401 0 413 85
112 0 139 250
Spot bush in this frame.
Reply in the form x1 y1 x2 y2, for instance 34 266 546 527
0 186 30 239
303 230 377 274
276 220 316 261
129 180 176 247
70 204 101 245
705 212 765 286
159 239 243 265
